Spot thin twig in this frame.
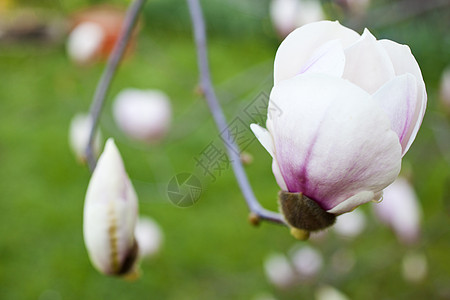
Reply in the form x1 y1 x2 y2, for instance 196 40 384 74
186 0 287 226
86 0 146 171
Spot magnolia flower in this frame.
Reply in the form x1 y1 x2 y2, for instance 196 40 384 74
333 209 366 239
439 67 450 112
264 253 297 289
83 138 139 276
113 89 172 142
134 216 163 259
251 21 426 232
270 0 325 38
290 245 323 280
373 177 421 245
69 113 101 163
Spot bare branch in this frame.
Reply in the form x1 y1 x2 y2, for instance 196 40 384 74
85 0 146 171
186 0 287 226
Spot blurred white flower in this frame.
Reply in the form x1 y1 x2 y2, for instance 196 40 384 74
113 89 172 143
69 113 101 163
67 22 105 64
264 253 297 289
334 0 371 15
373 177 421 245
67 6 134 65
270 0 325 38
315 285 350 300
439 67 450 112
83 138 139 276
290 245 323 280
333 209 366 239
402 251 428 283
135 216 163 259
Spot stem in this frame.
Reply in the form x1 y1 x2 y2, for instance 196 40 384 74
86 0 146 171
186 0 286 226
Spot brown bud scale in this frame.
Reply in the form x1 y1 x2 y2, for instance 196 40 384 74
278 191 336 231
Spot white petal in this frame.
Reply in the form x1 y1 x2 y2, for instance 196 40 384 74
250 123 288 190
342 29 396 94
299 39 346 78
84 138 139 275
250 124 275 157
274 20 360 84
272 158 288 191
269 74 402 212
373 74 419 155
379 39 427 154
327 191 374 214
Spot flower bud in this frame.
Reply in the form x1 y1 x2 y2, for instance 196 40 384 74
113 88 172 142
67 6 136 65
135 216 163 259
290 245 323 281
263 253 297 289
67 21 105 65
333 209 366 239
83 138 139 276
69 113 101 163
373 177 421 245
270 0 325 38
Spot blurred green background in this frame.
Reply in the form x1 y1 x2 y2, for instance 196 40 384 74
0 0 449 299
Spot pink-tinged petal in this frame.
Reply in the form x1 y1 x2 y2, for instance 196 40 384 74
299 39 346 77
269 74 402 212
373 74 418 155
250 123 288 190
373 177 421 245
274 20 360 84
379 39 427 154
342 29 396 94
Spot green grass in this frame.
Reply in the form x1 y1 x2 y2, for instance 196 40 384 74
0 1 449 299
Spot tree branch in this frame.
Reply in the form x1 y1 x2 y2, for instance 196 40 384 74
85 0 146 171
186 0 287 226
